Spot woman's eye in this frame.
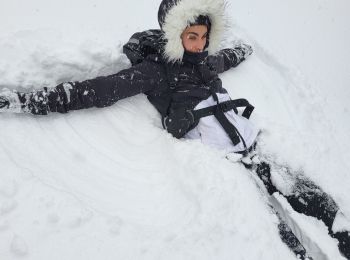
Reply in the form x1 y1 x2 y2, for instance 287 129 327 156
188 36 197 40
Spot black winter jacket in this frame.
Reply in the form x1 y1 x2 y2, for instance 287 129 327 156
20 45 248 138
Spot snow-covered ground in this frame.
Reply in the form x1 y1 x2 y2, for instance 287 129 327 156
0 0 349 259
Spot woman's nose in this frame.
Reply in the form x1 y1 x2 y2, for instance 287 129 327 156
193 41 204 52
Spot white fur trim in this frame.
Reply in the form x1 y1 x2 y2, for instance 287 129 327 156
162 0 226 62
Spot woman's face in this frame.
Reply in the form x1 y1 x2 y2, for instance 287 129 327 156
181 25 208 53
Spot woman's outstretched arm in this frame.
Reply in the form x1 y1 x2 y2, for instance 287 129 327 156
207 43 253 74
0 56 166 115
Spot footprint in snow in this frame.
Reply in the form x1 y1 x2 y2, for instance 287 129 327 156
0 220 9 232
0 180 18 198
11 235 28 257
47 213 60 224
0 200 18 216
67 209 93 228
107 216 123 235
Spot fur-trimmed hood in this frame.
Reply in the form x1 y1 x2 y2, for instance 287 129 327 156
158 0 226 63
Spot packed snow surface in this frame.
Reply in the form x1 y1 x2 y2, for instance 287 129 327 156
1 0 349 259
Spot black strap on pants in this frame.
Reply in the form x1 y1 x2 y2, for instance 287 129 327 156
191 91 254 149
191 98 254 120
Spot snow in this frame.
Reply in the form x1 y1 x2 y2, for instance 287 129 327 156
0 0 349 259
333 212 350 233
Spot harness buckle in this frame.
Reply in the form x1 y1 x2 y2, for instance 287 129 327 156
219 102 229 112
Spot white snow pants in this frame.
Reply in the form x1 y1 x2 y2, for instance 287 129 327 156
184 93 259 153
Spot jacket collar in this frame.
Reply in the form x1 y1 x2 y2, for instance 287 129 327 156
182 51 208 65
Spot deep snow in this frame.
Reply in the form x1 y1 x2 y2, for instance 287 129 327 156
0 0 349 259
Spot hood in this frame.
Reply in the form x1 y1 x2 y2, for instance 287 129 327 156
158 0 226 63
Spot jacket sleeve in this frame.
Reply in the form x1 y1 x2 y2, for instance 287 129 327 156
207 44 253 74
67 58 166 110
22 58 167 115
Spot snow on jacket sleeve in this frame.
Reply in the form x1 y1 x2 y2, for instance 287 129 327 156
208 44 253 74
21 57 167 115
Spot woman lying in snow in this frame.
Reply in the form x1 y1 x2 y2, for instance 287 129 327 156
0 0 349 258
0 0 257 155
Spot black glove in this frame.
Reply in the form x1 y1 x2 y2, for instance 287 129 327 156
0 88 22 112
233 41 253 60
164 109 195 138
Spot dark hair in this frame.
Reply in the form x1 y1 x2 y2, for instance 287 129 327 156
190 15 211 30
